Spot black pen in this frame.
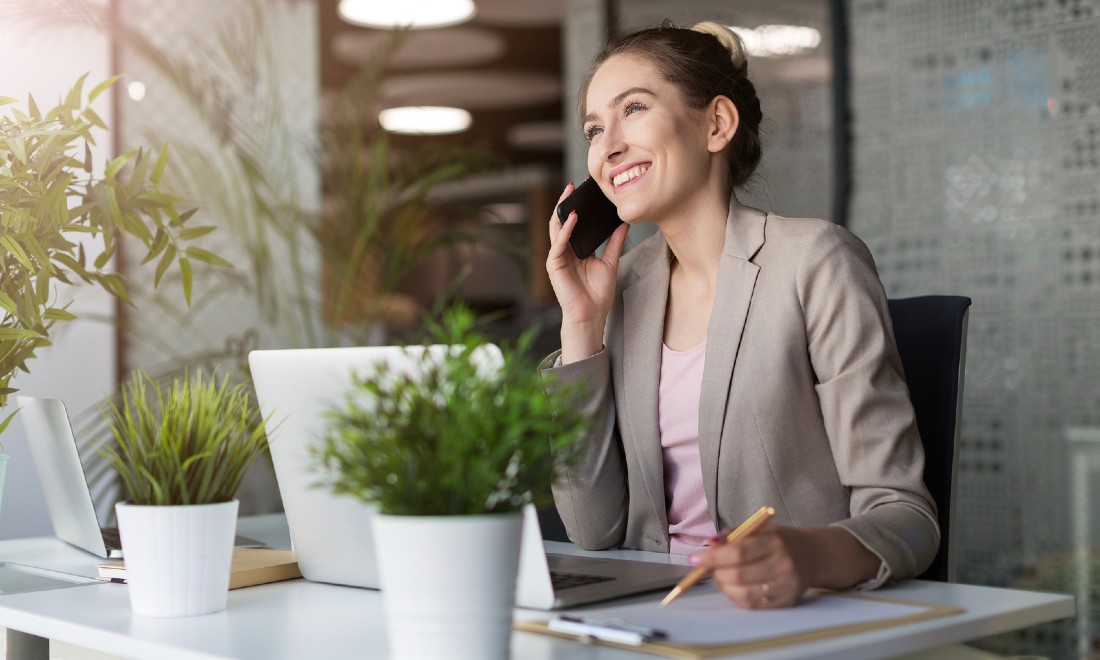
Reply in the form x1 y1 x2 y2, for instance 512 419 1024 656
548 615 667 645
95 577 127 584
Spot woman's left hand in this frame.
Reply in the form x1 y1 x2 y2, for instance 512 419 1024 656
688 527 817 609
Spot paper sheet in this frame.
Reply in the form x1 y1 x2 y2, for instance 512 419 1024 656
560 591 932 645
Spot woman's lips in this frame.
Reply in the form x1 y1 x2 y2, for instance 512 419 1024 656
611 163 651 190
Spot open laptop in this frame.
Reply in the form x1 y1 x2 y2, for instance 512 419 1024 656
249 346 691 609
17 396 263 559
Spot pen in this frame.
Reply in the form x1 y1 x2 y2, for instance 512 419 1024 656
95 577 127 585
660 505 775 606
548 615 667 646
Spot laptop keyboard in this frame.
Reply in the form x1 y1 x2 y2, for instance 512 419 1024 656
99 528 263 553
550 571 615 590
101 527 122 550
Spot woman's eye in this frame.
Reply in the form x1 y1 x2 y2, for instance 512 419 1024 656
624 101 648 116
584 125 603 141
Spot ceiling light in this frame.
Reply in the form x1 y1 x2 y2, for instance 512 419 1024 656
378 106 472 135
338 0 476 29
729 25 822 58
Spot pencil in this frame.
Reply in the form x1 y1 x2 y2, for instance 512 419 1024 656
660 505 775 607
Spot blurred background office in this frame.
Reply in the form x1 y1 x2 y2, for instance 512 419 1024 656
1 0 1098 657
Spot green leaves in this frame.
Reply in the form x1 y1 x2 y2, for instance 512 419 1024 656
316 305 590 516
0 76 233 407
98 370 271 506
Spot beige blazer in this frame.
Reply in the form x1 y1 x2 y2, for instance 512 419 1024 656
542 200 940 585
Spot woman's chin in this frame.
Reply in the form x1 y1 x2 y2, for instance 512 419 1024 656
616 206 647 225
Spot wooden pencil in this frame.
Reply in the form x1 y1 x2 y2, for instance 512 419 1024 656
660 505 776 607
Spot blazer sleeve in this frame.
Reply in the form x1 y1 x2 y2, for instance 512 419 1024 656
796 224 940 585
539 349 628 550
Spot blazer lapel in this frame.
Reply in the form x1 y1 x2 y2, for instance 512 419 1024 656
622 246 673 531
699 202 766 524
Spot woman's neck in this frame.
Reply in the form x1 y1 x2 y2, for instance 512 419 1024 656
657 184 730 285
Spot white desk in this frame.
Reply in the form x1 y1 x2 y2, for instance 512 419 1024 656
0 515 1074 660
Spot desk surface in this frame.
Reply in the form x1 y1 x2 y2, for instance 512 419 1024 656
0 514 1074 660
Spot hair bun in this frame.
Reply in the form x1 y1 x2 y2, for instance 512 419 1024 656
691 21 747 71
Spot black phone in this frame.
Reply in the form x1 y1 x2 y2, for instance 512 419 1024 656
555 178 624 260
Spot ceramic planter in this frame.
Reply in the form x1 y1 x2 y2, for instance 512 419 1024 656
115 499 238 617
373 511 524 660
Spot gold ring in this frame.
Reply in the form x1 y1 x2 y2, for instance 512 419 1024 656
759 581 772 605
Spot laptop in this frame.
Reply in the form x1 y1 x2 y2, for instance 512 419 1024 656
17 396 263 559
249 345 691 609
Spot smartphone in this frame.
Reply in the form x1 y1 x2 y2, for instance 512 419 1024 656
556 178 624 260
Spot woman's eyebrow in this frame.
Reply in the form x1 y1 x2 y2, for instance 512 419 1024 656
583 87 656 123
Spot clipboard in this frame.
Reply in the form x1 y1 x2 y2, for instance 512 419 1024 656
515 589 964 659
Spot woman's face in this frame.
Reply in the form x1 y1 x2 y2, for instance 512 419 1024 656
583 54 714 224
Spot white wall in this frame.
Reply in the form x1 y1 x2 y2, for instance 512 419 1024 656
0 3 115 539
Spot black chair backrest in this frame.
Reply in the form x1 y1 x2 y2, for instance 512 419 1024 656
887 295 972 582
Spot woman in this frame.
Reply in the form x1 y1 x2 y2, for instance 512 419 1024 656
541 21 939 609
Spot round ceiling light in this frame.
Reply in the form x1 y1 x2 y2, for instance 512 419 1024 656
338 0 476 29
729 25 822 58
378 106 472 135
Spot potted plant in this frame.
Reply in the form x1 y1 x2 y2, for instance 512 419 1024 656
98 369 269 617
316 305 588 660
0 76 225 507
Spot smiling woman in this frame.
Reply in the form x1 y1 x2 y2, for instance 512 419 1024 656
540 20 939 611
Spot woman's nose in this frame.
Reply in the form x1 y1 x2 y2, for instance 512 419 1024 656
599 125 626 162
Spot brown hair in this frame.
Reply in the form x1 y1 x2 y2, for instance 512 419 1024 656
579 20 764 190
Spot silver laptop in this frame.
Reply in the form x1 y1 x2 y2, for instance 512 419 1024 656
18 396 262 559
248 345 691 609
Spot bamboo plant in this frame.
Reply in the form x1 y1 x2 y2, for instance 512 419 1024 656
0 76 227 443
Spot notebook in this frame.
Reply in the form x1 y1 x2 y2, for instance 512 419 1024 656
17 396 264 559
248 345 692 609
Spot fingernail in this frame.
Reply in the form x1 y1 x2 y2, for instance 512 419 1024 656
569 211 577 221
707 537 723 545
688 555 702 566
569 181 574 187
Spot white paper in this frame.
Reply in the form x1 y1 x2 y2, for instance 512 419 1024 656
560 591 932 645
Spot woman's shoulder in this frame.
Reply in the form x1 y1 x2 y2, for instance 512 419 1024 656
760 213 872 262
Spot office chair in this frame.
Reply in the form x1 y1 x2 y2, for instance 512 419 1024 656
888 295 972 583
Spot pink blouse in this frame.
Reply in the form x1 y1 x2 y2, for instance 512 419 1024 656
659 341 719 554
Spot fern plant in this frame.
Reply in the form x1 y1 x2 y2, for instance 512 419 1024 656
316 306 588 516
99 370 270 506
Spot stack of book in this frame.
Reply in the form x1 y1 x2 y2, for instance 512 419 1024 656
97 548 301 589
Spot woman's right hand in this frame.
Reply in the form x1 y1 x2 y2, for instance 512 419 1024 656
546 182 630 364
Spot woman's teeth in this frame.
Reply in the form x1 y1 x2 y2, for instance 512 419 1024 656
613 164 649 187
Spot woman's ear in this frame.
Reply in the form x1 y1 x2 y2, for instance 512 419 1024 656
706 96 739 154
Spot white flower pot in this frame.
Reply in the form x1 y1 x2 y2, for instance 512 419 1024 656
115 500 238 617
373 511 524 660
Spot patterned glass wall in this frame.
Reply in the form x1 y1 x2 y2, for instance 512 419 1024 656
848 1 1100 655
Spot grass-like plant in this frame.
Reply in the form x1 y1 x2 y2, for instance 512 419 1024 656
316 306 589 516
99 370 269 506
